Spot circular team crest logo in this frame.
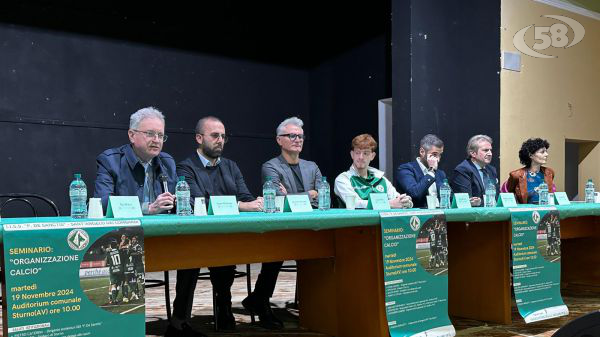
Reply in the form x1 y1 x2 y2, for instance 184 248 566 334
532 211 541 224
375 185 385 193
67 229 90 251
409 216 421 231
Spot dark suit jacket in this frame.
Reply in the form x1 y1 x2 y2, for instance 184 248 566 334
176 153 255 206
451 160 499 201
395 160 447 208
262 154 322 207
93 144 177 211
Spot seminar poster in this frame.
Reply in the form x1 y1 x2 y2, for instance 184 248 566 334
510 207 568 323
380 211 455 337
2 220 146 337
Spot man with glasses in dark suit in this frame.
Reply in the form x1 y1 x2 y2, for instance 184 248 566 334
94 107 176 215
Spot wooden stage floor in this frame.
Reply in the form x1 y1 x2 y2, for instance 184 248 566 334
2 264 598 336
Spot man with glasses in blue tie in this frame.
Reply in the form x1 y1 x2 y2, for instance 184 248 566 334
94 107 176 214
450 134 499 206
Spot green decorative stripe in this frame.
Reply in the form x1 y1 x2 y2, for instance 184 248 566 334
1 204 600 241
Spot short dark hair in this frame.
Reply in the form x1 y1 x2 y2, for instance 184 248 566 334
419 134 444 151
195 116 223 134
518 138 550 167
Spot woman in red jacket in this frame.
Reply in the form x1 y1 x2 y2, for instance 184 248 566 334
507 138 555 204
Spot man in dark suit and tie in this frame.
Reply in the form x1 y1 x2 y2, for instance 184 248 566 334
451 135 499 206
395 134 447 208
167 116 263 336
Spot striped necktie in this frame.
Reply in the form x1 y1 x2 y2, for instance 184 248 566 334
143 164 155 204
480 169 490 187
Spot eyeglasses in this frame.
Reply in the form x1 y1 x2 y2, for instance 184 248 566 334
133 129 168 142
278 133 305 141
200 133 228 143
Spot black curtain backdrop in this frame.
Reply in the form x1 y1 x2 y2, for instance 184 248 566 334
1 0 500 216
0 2 390 215
392 0 501 181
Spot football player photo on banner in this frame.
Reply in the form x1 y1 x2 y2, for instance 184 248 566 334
510 207 568 323
2 220 145 337
380 210 455 337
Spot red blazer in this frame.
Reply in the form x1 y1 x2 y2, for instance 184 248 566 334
507 167 555 204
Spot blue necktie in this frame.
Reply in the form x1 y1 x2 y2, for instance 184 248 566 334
480 169 490 187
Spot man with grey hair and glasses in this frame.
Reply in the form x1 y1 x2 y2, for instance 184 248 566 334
450 134 498 206
396 134 448 208
240 116 322 330
94 106 176 214
262 116 322 205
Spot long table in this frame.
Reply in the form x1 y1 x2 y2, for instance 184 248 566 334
1 204 600 336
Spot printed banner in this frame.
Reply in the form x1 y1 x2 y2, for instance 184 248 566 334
2 220 146 337
510 207 569 323
380 211 455 337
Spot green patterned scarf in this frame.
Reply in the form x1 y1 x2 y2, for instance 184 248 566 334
350 172 387 200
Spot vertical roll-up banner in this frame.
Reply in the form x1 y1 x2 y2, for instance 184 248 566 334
380 211 455 337
2 220 146 336
510 207 568 323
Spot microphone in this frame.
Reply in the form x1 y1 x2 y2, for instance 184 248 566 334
159 174 172 214
159 174 169 194
155 156 169 194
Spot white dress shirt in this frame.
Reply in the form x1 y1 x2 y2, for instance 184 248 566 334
416 158 437 197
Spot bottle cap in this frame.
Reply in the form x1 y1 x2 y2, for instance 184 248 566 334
74 173 81 179
179 176 185 181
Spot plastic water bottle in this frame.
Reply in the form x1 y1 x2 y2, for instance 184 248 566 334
585 179 595 203
69 173 88 218
484 181 496 207
538 182 549 205
263 176 277 213
176 176 191 216
439 179 451 209
318 176 331 210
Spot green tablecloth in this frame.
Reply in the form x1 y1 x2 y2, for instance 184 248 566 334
1 203 599 242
